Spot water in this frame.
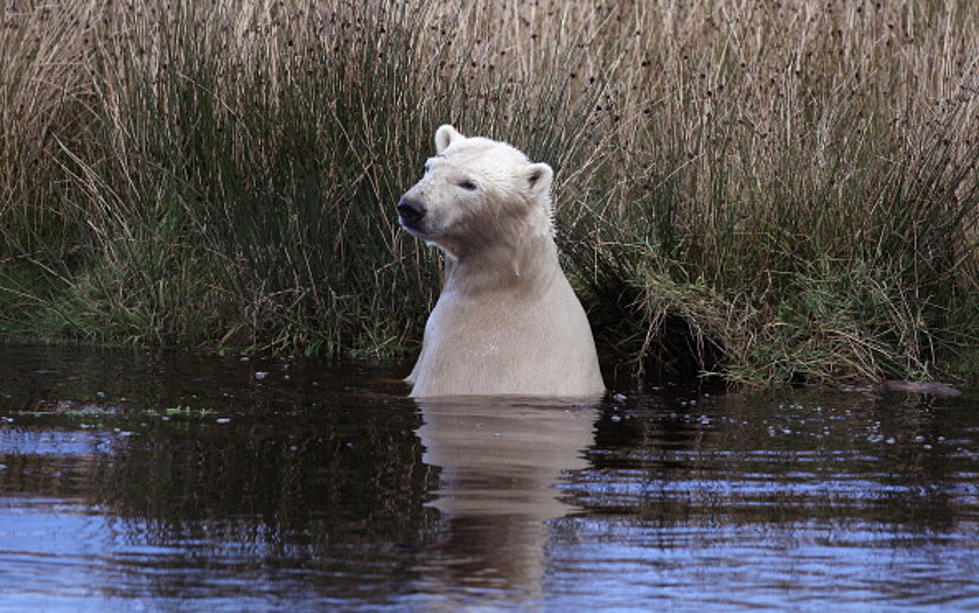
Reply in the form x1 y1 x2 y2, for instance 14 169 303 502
0 343 977 611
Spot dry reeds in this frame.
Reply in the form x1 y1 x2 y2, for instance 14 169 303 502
1 0 976 385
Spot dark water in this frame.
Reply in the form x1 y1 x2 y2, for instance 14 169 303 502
0 344 977 611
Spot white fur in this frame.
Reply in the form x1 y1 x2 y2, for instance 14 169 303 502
399 125 605 399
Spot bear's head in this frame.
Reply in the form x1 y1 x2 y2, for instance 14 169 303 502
397 125 554 260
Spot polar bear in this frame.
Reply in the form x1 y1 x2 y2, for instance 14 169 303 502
397 125 604 398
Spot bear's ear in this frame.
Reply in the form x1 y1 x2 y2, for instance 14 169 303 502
435 124 464 154
526 162 554 195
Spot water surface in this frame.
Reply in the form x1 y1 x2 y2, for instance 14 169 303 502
0 344 977 610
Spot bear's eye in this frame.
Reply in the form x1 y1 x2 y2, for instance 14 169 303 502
423 163 432 173
457 180 477 191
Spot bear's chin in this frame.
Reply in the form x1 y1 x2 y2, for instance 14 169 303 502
398 217 430 238
400 222 457 257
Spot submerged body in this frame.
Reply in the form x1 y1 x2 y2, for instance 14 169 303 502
398 125 604 398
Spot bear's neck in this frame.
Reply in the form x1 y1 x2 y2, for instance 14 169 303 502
441 232 559 298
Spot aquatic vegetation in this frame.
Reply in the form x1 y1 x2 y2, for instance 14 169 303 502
0 0 976 386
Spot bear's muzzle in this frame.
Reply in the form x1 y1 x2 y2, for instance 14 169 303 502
397 197 427 231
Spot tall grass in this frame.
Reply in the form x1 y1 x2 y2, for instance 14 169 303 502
1 0 977 386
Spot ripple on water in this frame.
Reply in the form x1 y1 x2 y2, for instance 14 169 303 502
0 344 977 610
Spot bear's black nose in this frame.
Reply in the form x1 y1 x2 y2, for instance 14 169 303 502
397 198 426 226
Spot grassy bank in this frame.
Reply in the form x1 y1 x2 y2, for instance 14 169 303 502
1 0 977 386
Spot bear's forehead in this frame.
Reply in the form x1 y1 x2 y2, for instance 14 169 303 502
435 139 528 169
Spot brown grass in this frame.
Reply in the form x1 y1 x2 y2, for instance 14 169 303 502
1 0 977 385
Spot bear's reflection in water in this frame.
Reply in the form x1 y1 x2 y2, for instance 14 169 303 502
412 397 598 604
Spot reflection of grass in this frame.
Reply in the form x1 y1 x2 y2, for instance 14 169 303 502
5 405 216 420
0 1 976 386
63 408 112 417
164 406 216 417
